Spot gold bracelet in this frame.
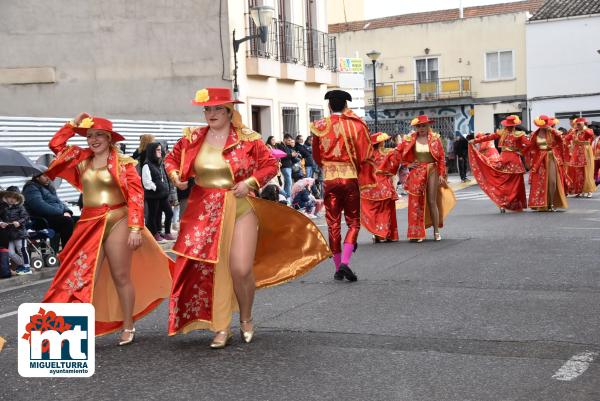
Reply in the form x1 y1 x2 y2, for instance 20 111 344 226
129 227 141 232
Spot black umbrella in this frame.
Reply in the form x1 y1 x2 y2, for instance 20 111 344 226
0 147 45 177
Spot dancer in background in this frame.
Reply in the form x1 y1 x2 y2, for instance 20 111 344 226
361 132 399 243
165 88 329 348
380 115 455 242
310 90 374 282
526 116 568 211
42 113 172 345
564 117 596 198
474 132 500 163
468 115 529 213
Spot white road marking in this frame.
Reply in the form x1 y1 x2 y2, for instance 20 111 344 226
0 310 18 320
552 351 598 381
0 277 53 294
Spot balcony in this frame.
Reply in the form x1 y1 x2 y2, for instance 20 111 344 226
245 16 337 84
365 76 473 105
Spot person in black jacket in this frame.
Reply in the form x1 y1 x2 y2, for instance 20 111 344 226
295 135 315 179
453 133 470 182
142 142 174 242
22 172 74 252
275 134 300 198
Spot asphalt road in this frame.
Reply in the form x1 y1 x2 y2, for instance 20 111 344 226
1 184 599 401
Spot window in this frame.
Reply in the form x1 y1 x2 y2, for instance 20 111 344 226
309 108 323 122
282 106 299 135
415 58 438 83
485 50 514 80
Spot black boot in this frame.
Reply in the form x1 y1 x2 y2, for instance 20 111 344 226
0 250 11 279
338 263 357 282
333 270 344 281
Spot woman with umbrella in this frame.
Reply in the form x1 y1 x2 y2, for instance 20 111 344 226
41 113 172 345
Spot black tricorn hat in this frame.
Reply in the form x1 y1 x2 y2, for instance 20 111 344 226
324 90 352 102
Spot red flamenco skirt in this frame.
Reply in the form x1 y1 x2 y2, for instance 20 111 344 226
468 145 527 211
42 204 173 336
361 197 399 241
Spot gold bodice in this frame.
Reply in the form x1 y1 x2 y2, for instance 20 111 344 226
81 162 125 207
536 135 548 150
194 142 234 188
414 141 435 162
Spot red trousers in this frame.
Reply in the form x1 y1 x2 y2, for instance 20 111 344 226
323 178 361 254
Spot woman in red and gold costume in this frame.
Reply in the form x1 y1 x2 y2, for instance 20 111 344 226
592 130 600 185
564 117 596 198
526 115 568 211
42 113 173 345
468 115 529 213
474 132 500 163
360 132 398 243
164 88 330 348
380 115 455 242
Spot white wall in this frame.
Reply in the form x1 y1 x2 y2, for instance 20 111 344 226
530 96 600 130
474 102 522 133
526 15 600 98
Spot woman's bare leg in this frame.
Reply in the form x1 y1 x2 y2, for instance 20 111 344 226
548 157 557 208
229 211 258 333
103 219 135 339
427 170 440 233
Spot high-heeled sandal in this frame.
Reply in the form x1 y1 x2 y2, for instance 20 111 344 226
118 327 136 346
434 232 442 241
240 318 255 344
410 238 424 243
210 330 233 349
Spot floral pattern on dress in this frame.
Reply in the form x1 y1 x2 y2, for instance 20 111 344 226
63 251 91 295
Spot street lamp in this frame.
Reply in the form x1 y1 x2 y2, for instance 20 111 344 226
233 5 275 97
366 50 381 132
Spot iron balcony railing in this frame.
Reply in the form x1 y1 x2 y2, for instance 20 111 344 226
306 29 337 71
366 76 473 104
246 15 337 71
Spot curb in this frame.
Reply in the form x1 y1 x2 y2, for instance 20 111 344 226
0 242 175 292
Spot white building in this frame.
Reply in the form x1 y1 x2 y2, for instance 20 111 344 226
526 0 600 129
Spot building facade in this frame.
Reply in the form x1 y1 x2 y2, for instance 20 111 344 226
0 0 338 139
526 0 600 129
329 0 544 137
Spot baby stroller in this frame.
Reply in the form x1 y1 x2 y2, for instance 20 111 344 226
26 217 59 270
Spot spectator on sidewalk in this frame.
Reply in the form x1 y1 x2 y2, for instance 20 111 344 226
454 133 470 182
142 142 175 242
0 190 31 275
22 172 74 252
133 134 156 168
275 134 300 198
265 136 277 150
295 135 315 179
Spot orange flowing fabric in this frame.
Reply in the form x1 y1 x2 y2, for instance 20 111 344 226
526 130 568 210
361 148 398 240
469 130 528 211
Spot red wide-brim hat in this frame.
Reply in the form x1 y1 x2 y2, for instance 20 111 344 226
370 132 390 144
501 115 522 127
534 115 559 128
411 115 434 126
192 87 244 106
72 116 125 142
574 117 588 124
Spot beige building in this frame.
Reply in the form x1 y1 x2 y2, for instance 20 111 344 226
329 0 544 136
231 0 338 139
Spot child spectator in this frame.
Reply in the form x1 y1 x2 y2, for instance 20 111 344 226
0 189 31 275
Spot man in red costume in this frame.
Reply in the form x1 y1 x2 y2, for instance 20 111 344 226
310 90 374 282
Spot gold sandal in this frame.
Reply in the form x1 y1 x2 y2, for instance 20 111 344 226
210 330 233 349
118 327 136 346
240 318 255 344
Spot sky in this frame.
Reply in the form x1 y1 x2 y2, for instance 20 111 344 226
365 0 524 19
